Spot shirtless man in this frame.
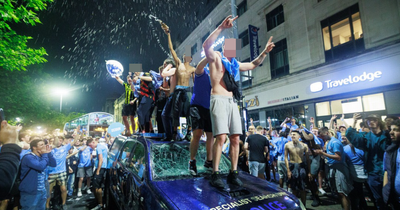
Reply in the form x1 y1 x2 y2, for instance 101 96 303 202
284 130 311 206
202 15 274 188
161 23 195 141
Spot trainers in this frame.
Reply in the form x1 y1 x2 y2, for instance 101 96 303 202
227 170 243 187
77 191 82 197
62 204 68 210
318 188 327 196
311 197 320 207
189 160 197 176
91 205 103 210
204 160 212 169
210 172 225 189
86 189 91 194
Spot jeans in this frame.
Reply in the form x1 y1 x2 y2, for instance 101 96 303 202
67 173 75 196
367 174 385 210
20 191 47 210
162 95 173 139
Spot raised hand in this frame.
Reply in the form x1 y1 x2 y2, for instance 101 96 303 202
161 22 170 34
331 115 337 120
219 15 238 29
264 36 275 54
267 117 272 124
309 117 314 124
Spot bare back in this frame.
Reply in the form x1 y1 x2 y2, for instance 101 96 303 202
176 62 195 87
285 141 308 164
208 52 233 97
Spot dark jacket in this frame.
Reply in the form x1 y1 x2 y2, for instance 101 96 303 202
383 143 399 204
346 127 391 176
0 144 22 200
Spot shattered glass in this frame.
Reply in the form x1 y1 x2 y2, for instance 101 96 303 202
151 142 231 180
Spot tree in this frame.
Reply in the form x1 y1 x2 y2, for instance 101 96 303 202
0 65 85 130
0 0 53 71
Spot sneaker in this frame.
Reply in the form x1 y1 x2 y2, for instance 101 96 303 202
77 191 82 197
204 160 212 169
210 172 225 189
318 188 327 196
189 160 197 176
86 189 91 194
91 205 103 210
62 204 68 210
227 170 243 187
311 197 320 207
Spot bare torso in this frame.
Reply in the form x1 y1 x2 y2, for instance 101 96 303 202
285 141 308 163
208 52 233 97
176 62 195 87
169 75 176 94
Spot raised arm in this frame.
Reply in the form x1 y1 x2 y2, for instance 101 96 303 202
203 15 238 63
328 115 337 130
195 57 208 75
161 64 176 77
340 114 349 128
239 36 274 71
138 75 152 82
161 23 181 67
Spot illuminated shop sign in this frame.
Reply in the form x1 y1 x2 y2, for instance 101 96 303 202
310 71 382 93
200 36 225 57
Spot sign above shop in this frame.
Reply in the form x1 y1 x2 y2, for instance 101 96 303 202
310 71 382 93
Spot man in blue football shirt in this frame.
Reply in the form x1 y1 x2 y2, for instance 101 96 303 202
46 136 73 210
88 138 108 210
76 138 93 197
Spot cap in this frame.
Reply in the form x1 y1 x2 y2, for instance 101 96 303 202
366 114 380 120
338 125 346 129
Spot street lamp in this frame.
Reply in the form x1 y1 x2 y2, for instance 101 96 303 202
53 88 69 112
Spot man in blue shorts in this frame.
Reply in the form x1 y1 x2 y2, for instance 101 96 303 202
77 139 93 197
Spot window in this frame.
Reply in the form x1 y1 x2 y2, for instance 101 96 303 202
239 29 249 47
240 58 252 88
266 5 284 31
316 102 331 116
321 4 364 61
119 141 135 168
129 143 145 178
237 0 247 16
269 38 289 79
202 32 210 43
191 43 197 55
331 97 363 114
363 93 385 111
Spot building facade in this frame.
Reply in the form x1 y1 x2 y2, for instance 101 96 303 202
175 0 400 129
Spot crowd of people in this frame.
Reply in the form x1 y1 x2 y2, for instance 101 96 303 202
1 13 399 210
240 114 399 210
0 125 115 210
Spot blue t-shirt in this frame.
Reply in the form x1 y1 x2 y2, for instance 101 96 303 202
48 144 72 174
96 143 108 169
78 146 93 167
274 137 289 161
281 123 298 132
344 144 364 165
190 71 211 109
326 137 344 165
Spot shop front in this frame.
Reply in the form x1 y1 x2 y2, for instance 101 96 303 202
244 47 400 130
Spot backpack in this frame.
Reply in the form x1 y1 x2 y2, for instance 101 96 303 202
222 70 241 101
8 152 33 197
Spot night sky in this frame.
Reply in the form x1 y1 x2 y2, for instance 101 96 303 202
19 0 221 113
